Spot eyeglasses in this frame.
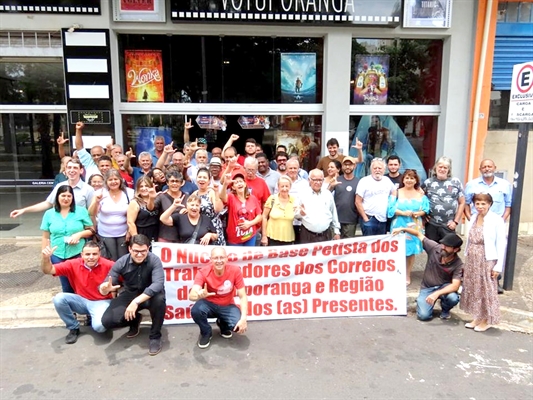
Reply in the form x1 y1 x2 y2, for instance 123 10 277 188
245 168 257 173
168 179 182 184
310 178 324 183
277 159 287 163
131 249 148 255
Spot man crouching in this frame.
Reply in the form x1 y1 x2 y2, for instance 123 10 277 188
189 247 248 349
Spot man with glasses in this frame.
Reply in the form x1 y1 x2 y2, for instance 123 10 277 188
356 158 396 236
99 234 166 356
189 247 248 349
299 169 340 243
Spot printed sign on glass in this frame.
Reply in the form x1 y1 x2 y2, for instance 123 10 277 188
353 55 389 105
125 50 164 102
281 53 316 104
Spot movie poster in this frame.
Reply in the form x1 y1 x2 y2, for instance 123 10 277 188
280 53 316 103
125 50 164 102
134 127 172 156
353 55 389 105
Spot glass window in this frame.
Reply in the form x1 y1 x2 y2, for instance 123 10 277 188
121 114 322 170
0 62 65 105
118 35 323 104
348 115 437 180
488 90 520 131
350 39 443 105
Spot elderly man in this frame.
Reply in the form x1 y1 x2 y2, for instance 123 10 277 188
422 156 465 242
149 135 166 165
395 227 463 321
356 158 396 236
189 247 248 349
209 157 223 187
100 234 166 356
187 149 209 183
464 159 512 221
41 241 114 344
244 156 271 207
256 152 280 194
299 169 340 243
126 151 154 184
10 159 94 218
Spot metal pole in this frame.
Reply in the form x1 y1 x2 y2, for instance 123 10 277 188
503 123 530 290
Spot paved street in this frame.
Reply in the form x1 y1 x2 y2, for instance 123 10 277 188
1 316 532 400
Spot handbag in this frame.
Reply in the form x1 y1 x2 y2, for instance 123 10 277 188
184 216 203 244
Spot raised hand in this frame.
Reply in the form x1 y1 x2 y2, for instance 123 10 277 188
352 138 363 150
57 132 69 146
148 187 158 199
184 118 193 130
126 147 136 159
163 142 175 154
230 134 239 142
75 121 85 130
41 245 58 257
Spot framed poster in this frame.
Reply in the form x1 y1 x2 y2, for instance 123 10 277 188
353 55 389 105
125 50 164 102
403 0 452 28
281 53 317 104
113 0 166 22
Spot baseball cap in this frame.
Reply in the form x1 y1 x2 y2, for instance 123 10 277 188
439 233 463 248
342 156 357 164
197 137 207 145
210 157 222 166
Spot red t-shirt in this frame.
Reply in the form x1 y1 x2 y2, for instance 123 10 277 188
225 193 262 244
119 169 134 189
54 258 115 301
194 264 245 306
245 176 271 207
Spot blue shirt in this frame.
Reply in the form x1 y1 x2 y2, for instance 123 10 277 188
40 207 93 259
464 176 512 217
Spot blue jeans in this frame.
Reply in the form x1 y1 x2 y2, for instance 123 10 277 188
416 284 460 321
53 292 111 332
51 254 77 294
361 216 387 236
191 299 242 336
229 233 257 247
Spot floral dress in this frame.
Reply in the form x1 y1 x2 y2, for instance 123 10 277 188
199 192 226 246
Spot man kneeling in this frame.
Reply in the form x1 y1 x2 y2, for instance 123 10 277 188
394 227 463 321
99 234 166 356
189 247 248 349
42 242 114 344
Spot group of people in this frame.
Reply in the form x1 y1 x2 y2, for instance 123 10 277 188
10 122 513 350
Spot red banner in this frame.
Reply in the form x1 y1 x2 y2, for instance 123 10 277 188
120 0 155 12
125 50 164 102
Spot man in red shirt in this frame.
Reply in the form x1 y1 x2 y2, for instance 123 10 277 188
189 247 248 349
41 241 114 344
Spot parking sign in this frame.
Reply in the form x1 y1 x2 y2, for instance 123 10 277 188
508 61 533 123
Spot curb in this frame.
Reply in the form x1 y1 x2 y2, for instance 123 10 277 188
2 297 532 333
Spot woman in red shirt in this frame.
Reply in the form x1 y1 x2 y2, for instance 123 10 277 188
220 172 262 246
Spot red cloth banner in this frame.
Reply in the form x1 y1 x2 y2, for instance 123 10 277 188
120 0 155 12
153 235 407 325
125 50 164 102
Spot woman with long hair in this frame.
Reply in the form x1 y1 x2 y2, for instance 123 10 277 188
191 167 225 245
388 169 430 286
88 169 134 261
148 167 167 192
322 160 342 191
261 175 300 246
40 185 93 292
160 194 217 245
127 176 159 243
461 193 506 332
220 172 262 246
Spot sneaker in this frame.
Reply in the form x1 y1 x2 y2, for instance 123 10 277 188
440 311 451 320
65 328 80 344
148 338 162 356
126 314 143 338
197 333 212 349
216 319 233 339
85 315 92 327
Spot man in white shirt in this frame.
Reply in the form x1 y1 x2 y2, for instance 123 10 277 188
356 158 396 236
74 121 105 179
300 169 340 243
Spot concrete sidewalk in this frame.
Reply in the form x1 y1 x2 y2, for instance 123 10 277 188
1 236 532 332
